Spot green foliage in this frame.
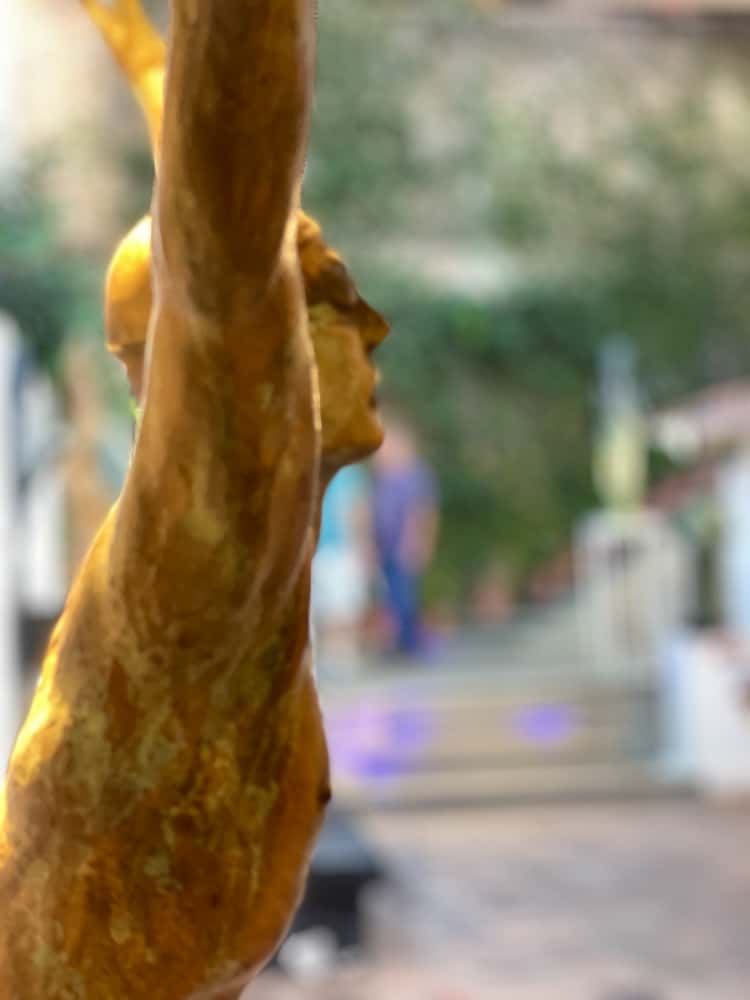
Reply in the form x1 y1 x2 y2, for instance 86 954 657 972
0 164 98 377
303 0 420 238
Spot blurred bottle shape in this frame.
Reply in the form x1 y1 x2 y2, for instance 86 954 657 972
578 339 692 677
593 337 647 513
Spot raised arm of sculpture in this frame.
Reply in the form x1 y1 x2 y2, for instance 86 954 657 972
112 0 320 623
0 2 349 997
80 0 166 155
81 0 380 431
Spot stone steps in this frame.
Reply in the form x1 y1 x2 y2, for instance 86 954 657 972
321 670 675 810
333 760 683 812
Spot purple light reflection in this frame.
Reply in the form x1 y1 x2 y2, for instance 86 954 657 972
512 703 579 746
326 699 434 784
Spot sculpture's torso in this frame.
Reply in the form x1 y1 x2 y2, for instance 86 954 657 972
0 506 329 999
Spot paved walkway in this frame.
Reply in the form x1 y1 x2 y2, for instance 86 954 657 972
248 800 750 999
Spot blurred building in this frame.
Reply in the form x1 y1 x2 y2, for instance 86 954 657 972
652 379 750 632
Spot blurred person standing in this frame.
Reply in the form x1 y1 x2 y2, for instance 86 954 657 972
372 415 439 657
312 464 372 672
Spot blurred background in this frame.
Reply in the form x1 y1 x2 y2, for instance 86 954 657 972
4 0 750 997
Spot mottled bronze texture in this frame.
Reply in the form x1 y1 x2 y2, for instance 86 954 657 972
0 2 387 997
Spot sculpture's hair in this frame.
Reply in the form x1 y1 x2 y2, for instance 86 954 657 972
104 216 153 358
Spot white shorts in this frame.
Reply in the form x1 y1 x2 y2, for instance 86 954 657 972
312 549 367 625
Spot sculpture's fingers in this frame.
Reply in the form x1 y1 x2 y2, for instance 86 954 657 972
81 0 146 38
115 0 149 22
79 0 115 32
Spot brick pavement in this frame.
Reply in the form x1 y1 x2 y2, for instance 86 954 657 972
246 801 750 1000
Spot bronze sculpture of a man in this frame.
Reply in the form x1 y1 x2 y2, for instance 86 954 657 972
0 1 388 996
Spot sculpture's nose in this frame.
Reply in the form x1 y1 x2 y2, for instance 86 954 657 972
359 301 390 352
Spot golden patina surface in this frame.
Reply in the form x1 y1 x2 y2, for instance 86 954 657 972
0 1 388 997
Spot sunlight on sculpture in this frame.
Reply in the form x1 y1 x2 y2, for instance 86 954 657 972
0 1 388 996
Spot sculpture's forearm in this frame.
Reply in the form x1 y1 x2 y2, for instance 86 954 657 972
133 66 165 158
157 0 316 308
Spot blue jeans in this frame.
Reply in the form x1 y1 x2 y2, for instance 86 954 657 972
381 558 421 655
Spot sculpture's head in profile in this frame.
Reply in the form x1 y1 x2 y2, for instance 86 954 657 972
297 212 389 470
105 212 389 473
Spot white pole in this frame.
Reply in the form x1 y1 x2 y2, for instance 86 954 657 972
18 371 67 621
0 314 21 773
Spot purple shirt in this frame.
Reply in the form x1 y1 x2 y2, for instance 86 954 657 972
373 461 436 562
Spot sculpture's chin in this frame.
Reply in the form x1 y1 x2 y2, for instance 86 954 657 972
361 411 385 456
324 423 384 473
320 404 383 471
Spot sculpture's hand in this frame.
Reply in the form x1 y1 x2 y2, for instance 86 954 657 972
80 0 157 59
80 0 165 153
